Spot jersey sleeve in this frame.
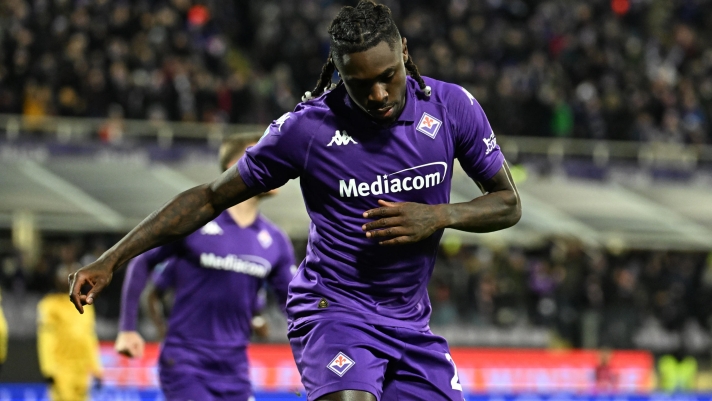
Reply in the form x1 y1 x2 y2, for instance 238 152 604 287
118 245 176 331
449 85 505 182
237 109 312 192
266 230 297 314
151 259 177 291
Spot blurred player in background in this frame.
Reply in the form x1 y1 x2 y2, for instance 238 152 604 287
38 266 102 401
0 289 7 375
70 1 521 400
114 134 296 401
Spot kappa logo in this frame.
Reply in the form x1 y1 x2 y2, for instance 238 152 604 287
274 113 290 131
201 221 223 235
459 86 476 105
327 352 355 377
327 130 358 146
416 113 442 139
483 130 497 155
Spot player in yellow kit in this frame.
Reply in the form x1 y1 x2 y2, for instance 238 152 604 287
0 288 7 374
37 266 102 401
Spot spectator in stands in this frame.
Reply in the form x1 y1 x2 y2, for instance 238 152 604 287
2 0 712 142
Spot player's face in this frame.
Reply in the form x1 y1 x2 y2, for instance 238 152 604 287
336 38 408 123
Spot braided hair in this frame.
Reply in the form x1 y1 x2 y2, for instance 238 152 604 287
302 0 431 102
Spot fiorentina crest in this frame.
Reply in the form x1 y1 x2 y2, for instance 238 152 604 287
416 113 442 139
327 352 355 377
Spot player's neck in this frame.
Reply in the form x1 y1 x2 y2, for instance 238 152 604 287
226 198 260 228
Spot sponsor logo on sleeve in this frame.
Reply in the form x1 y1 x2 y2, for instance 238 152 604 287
483 130 497 155
327 352 355 377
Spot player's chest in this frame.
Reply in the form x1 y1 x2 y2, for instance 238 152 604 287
183 225 277 279
304 113 454 200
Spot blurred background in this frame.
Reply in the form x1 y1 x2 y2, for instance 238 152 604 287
1 0 712 399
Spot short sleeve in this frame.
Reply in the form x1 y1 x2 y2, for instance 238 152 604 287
449 86 504 182
237 110 312 192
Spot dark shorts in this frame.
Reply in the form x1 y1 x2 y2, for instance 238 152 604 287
158 342 252 401
288 318 465 401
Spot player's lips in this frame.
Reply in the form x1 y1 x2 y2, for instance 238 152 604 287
369 104 395 118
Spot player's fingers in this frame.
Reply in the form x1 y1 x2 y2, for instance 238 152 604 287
86 279 108 305
68 272 85 314
135 343 145 358
378 235 411 246
377 199 397 207
366 227 408 239
362 206 400 219
117 348 133 358
362 217 402 231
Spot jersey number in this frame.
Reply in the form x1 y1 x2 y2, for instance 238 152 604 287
445 353 463 391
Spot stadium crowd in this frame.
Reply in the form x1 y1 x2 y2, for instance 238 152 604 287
1 0 712 143
1 235 710 353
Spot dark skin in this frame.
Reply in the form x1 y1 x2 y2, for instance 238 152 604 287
69 36 521 401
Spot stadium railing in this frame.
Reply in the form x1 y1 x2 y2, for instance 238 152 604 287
0 113 708 168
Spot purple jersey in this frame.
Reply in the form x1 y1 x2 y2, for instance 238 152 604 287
238 76 504 330
119 211 296 348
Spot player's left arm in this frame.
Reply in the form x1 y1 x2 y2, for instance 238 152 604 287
362 164 520 245
363 85 521 245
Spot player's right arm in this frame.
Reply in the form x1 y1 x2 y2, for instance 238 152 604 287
70 168 262 313
115 248 169 358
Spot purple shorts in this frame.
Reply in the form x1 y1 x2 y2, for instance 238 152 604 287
288 318 465 401
158 342 252 401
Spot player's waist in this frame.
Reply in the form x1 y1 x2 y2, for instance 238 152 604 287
164 332 251 349
287 308 430 334
286 293 431 331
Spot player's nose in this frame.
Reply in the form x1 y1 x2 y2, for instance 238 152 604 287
368 83 388 104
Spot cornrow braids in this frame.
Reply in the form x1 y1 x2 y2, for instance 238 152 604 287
405 55 431 96
303 55 338 101
303 0 431 101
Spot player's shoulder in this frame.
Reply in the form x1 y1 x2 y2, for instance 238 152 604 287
421 76 477 109
266 98 331 136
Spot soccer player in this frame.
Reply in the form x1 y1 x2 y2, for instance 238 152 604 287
38 266 102 401
69 1 522 400
114 134 296 401
0 289 7 375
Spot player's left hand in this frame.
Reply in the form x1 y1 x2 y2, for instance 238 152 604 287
362 200 446 245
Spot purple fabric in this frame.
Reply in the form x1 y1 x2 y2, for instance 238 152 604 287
158 342 251 400
288 318 464 401
118 211 295 348
237 76 504 331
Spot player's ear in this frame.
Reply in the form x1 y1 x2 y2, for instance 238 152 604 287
402 37 408 61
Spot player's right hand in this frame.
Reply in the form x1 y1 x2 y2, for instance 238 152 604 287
68 260 114 314
115 331 145 358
